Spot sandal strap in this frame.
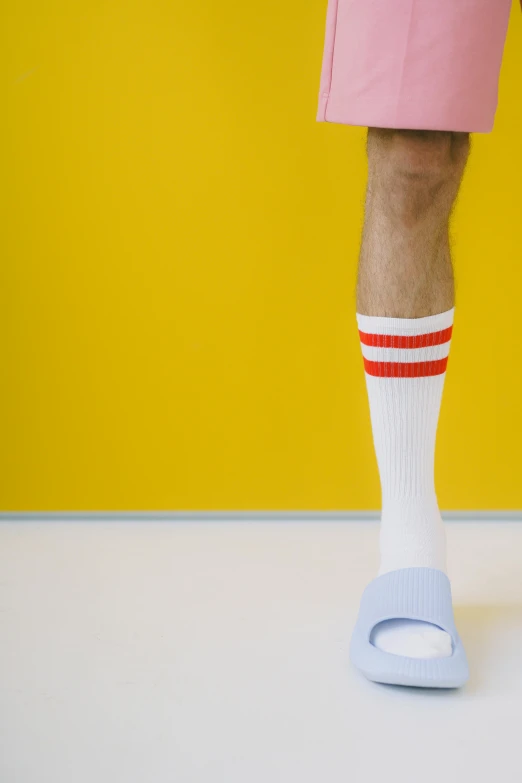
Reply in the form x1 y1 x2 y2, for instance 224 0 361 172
357 567 458 641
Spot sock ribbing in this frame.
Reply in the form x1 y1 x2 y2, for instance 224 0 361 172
356 307 455 575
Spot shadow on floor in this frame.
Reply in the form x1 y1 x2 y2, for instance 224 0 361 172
453 604 522 694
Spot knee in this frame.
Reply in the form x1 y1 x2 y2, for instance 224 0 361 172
366 128 470 226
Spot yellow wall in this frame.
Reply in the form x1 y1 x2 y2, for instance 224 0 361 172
2 1 522 511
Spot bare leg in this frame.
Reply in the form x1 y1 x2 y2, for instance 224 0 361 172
356 128 470 318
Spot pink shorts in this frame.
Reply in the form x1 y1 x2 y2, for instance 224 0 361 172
317 0 514 133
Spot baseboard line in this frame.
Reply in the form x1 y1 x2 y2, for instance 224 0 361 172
0 510 521 522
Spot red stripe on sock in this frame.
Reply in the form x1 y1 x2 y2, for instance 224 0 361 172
363 357 449 377
358 325 452 349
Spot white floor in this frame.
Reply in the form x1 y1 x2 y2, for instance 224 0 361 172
1 520 521 783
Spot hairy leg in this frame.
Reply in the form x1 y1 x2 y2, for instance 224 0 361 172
356 128 470 318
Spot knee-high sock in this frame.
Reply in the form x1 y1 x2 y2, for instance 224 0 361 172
355 306 455 658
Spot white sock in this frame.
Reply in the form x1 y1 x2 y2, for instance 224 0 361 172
356 306 456 659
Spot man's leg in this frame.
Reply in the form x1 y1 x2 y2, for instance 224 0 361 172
355 128 470 658
357 129 469 318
